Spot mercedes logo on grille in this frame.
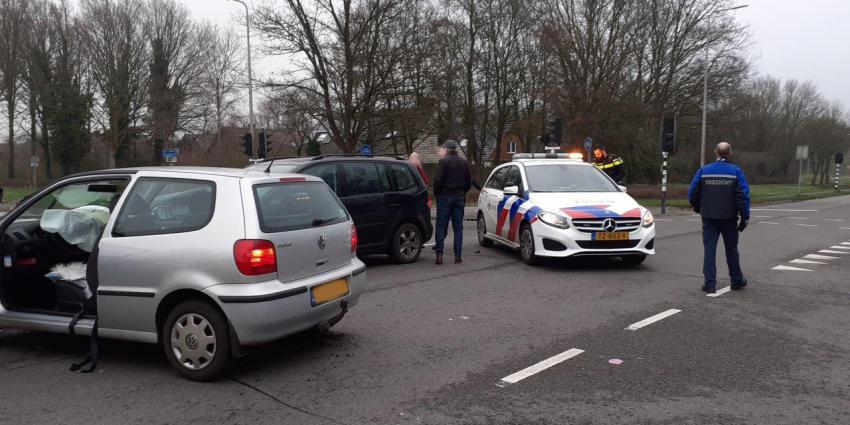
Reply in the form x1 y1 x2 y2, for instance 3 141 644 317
318 234 328 249
602 218 617 233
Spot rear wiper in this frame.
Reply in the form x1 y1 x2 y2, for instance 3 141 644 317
312 217 336 226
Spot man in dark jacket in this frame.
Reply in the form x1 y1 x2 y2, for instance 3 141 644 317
432 140 472 264
592 144 626 183
688 142 751 294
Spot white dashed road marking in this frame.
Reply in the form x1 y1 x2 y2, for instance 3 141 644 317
796 224 818 227
753 215 772 218
759 221 780 225
819 250 850 255
706 287 731 298
804 254 839 260
772 265 813 271
789 217 808 220
842 242 850 246
824 219 845 222
842 227 850 230
498 348 585 386
790 259 826 265
829 246 850 250
625 309 681 331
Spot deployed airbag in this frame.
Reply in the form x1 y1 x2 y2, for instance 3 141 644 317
40 206 110 252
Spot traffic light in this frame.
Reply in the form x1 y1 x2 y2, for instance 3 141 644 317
242 133 253 157
661 117 677 153
550 118 563 147
258 132 267 159
837 152 845 164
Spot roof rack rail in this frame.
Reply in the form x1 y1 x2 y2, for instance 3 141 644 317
309 154 405 161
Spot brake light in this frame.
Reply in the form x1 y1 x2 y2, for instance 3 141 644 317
280 177 306 182
351 225 358 253
234 240 277 276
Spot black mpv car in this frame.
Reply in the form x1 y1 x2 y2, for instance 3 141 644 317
249 156 433 263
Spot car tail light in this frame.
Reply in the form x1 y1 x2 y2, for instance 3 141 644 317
351 225 358 253
234 239 277 276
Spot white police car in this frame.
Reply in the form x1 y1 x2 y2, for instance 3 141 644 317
476 153 655 265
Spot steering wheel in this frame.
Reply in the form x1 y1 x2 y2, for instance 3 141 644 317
152 205 173 220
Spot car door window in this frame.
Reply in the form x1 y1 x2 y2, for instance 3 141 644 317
390 163 417 191
302 163 341 193
486 167 508 190
12 179 128 224
341 162 391 197
503 166 522 190
113 178 215 237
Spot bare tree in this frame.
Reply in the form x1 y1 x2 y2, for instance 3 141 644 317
80 0 149 168
260 87 321 156
256 0 411 153
0 0 27 178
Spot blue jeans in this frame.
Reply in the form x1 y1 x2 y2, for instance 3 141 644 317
435 196 465 256
702 218 745 288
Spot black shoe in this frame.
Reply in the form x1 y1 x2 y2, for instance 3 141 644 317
702 286 716 294
455 256 462 264
731 279 748 290
435 255 443 265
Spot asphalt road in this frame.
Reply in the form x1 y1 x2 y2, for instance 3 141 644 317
2 196 850 424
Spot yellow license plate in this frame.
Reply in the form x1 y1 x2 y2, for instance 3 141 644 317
311 279 349 306
593 232 629 241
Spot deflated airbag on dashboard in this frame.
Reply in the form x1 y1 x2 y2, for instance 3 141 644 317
40 206 110 252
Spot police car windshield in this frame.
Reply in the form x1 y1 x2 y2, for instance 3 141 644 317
525 164 619 193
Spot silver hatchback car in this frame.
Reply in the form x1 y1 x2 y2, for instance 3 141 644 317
0 167 365 380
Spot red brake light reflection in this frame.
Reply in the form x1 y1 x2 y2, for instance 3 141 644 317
351 225 358 253
234 240 277 276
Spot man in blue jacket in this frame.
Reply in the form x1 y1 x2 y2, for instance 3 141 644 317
688 142 750 293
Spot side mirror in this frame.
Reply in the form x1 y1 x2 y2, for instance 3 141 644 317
503 185 520 195
618 185 627 193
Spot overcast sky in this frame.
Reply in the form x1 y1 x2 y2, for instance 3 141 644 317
185 0 850 109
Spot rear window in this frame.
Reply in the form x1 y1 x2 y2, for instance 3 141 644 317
254 181 349 233
390 163 417 191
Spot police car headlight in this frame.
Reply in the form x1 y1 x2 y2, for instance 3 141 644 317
538 211 570 229
642 210 655 228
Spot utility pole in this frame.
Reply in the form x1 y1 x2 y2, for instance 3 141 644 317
229 0 256 159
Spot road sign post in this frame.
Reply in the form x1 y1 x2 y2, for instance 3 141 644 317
836 153 845 192
583 138 593 163
29 155 39 189
796 145 809 193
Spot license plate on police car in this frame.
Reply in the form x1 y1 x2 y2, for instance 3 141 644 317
311 279 349 306
593 232 629 241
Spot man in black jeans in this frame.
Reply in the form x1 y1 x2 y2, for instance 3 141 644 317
432 140 472 264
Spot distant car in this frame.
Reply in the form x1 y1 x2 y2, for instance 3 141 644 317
476 154 656 265
249 156 433 264
0 167 365 380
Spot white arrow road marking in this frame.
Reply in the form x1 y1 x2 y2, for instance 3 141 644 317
498 348 585 386
625 309 681 331
790 259 827 265
819 250 850 255
804 254 840 260
706 287 732 298
772 265 813 271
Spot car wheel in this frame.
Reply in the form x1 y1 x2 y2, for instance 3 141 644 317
390 223 423 264
162 300 231 381
477 213 493 247
519 223 538 265
621 254 647 266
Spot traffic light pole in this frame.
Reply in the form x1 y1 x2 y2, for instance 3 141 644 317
836 162 841 193
661 151 668 215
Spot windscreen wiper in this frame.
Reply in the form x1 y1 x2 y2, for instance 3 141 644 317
312 217 336 226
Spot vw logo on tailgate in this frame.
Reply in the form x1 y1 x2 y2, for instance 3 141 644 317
318 234 328 249
602 218 617 233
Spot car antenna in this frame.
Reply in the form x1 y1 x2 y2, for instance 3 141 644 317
263 159 276 173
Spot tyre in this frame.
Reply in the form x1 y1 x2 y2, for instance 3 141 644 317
519 223 538 265
390 223 423 264
477 213 493 247
621 254 647 266
162 300 231 381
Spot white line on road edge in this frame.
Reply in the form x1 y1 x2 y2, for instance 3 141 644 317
497 348 584 386
796 224 819 227
625 309 681 331
772 265 813 271
751 208 819 212
824 219 846 222
804 254 840 260
790 259 827 265
706 287 731 298
819 249 850 255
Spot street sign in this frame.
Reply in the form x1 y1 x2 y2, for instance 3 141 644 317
162 148 178 159
165 156 178 163
360 144 372 157
30 156 39 167
583 138 593 152
795 145 809 160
